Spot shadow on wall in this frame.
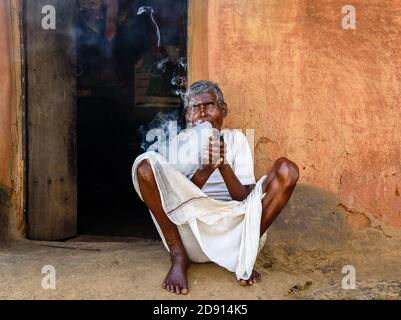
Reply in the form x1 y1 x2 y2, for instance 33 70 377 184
265 183 399 253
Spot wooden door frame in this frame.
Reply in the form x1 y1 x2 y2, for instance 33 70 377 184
5 0 26 239
24 0 78 240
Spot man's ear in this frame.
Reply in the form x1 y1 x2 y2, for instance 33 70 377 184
222 103 228 117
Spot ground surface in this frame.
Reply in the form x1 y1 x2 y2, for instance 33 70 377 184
1 185 400 300
0 235 400 300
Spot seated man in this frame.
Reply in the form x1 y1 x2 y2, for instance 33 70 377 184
132 80 299 295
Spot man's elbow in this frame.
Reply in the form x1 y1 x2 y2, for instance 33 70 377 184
231 195 246 201
232 189 252 201
245 184 256 194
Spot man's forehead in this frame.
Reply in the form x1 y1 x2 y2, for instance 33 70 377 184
188 91 217 105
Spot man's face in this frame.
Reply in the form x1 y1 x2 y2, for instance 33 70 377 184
185 91 227 130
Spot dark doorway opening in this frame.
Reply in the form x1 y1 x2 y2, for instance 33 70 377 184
76 0 188 239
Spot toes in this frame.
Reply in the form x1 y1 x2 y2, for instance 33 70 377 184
181 287 189 295
239 270 261 286
240 279 247 286
175 285 181 295
250 270 261 283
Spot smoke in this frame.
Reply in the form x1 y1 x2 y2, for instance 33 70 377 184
137 6 161 47
171 76 186 87
138 119 216 176
137 54 188 152
135 4 188 98
137 110 185 152
177 57 188 71
135 2 189 152
171 76 186 99
156 57 170 72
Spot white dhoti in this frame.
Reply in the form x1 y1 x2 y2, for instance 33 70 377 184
132 151 267 280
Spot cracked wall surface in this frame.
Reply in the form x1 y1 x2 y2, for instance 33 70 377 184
204 0 401 234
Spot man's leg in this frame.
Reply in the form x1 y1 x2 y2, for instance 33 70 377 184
260 157 299 235
136 160 190 295
240 157 299 286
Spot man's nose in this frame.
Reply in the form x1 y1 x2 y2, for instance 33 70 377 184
199 106 206 116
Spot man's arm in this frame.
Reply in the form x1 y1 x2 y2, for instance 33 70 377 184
190 135 224 189
190 164 255 200
219 164 255 201
216 133 255 201
190 166 215 189
197 134 255 201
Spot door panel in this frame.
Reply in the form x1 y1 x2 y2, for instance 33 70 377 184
26 0 77 240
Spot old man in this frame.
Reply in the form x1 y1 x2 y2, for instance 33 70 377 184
132 80 299 295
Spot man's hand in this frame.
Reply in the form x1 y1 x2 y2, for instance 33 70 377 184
202 134 226 170
192 133 253 201
190 133 225 189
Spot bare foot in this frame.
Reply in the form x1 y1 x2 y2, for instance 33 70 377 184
162 257 190 295
239 269 261 286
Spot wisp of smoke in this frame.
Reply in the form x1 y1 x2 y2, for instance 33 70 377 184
139 118 215 176
137 110 185 152
137 6 161 47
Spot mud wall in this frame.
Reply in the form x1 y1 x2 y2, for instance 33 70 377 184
0 0 24 239
203 0 400 235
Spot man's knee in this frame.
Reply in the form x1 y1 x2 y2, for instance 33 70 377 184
136 159 154 183
274 157 299 189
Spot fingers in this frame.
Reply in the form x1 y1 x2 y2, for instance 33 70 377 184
202 152 223 167
200 134 225 168
208 136 222 151
202 146 222 166
208 135 227 161
202 136 225 167
220 142 227 159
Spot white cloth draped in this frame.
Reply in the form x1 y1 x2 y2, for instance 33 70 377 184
132 151 267 280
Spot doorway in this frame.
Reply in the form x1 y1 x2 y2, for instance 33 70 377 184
25 0 188 240
76 0 188 238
